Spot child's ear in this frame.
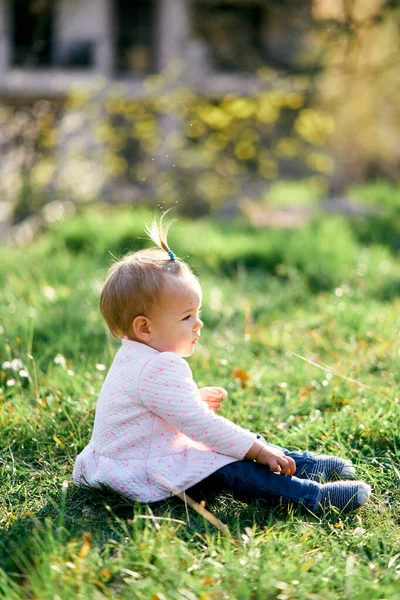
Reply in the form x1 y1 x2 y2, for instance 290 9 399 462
132 316 152 342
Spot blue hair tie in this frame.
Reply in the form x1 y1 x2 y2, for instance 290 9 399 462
167 250 175 260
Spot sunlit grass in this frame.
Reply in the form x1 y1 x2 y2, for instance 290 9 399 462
1 207 400 599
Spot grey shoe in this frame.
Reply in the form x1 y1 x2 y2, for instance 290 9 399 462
313 480 371 514
300 455 356 483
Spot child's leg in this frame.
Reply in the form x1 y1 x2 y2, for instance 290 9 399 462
185 460 370 514
186 460 321 512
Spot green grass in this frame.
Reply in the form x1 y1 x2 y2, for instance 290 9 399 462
1 206 400 599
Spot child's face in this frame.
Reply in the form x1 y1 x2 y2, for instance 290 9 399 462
148 279 203 357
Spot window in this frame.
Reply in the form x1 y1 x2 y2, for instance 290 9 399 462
57 40 95 69
115 0 156 75
193 2 267 73
193 1 309 74
12 0 54 67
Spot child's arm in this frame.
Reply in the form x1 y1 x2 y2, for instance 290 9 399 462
245 440 296 476
140 353 256 461
140 353 296 475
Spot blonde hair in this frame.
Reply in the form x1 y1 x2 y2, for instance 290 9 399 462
100 214 196 339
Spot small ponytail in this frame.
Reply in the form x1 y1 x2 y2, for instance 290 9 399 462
145 210 176 260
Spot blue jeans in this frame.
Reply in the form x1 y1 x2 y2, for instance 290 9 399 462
185 441 322 512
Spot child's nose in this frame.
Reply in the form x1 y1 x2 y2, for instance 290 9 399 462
194 318 203 331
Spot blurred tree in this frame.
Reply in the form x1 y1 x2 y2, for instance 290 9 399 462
311 0 400 189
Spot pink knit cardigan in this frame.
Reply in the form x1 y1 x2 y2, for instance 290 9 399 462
73 339 257 502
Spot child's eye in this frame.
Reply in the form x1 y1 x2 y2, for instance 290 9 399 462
182 315 191 321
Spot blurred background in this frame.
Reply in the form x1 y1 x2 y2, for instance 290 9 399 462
0 0 400 241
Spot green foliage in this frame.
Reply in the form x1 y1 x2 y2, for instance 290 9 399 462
1 208 400 598
347 182 400 251
50 206 151 255
349 181 400 211
261 178 325 208
49 207 361 292
284 217 359 291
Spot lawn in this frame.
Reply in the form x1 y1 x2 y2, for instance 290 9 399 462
1 204 400 599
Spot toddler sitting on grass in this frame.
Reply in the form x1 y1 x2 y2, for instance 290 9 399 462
73 217 371 515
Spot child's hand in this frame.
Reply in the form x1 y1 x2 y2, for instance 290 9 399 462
199 387 227 413
246 442 296 476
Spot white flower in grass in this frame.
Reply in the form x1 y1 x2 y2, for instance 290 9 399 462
6 379 16 387
3 359 25 371
95 364 106 371
11 359 24 371
54 354 67 367
19 369 30 378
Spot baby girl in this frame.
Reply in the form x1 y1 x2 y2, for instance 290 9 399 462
73 216 371 514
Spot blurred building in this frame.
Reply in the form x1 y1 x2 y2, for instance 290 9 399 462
0 0 394 229
0 0 310 98
0 0 314 220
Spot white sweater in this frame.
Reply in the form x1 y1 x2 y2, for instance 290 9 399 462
73 339 257 502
